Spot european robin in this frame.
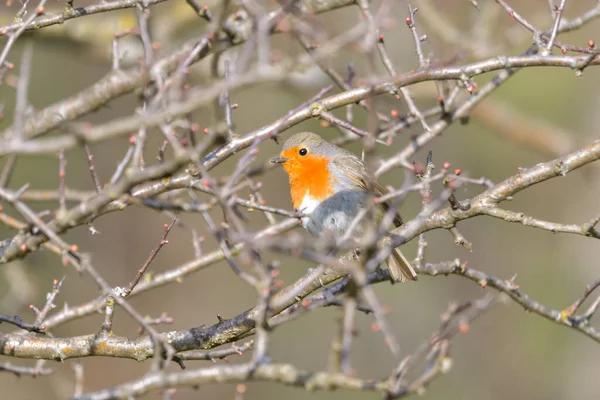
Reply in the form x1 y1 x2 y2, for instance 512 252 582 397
270 132 417 283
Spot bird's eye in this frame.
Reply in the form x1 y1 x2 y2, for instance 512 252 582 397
299 148 308 156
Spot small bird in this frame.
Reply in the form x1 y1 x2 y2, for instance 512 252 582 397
270 132 417 283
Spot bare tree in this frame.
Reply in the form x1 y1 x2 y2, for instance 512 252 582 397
0 0 599 399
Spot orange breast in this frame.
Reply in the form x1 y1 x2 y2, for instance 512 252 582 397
282 153 335 210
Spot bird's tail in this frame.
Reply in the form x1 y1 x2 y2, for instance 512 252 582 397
386 247 418 283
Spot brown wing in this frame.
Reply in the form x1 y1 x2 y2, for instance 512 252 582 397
332 155 416 282
332 156 403 227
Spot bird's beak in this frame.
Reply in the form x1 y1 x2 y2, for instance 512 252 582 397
270 156 289 164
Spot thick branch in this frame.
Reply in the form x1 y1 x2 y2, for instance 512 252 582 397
1 53 599 156
74 362 387 400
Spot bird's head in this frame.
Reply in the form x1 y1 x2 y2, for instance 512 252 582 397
270 132 331 176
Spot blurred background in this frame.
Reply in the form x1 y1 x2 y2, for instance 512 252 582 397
1 0 600 399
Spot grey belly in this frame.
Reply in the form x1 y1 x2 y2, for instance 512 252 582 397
304 190 368 237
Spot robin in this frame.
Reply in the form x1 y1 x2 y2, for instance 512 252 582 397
270 132 417 283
